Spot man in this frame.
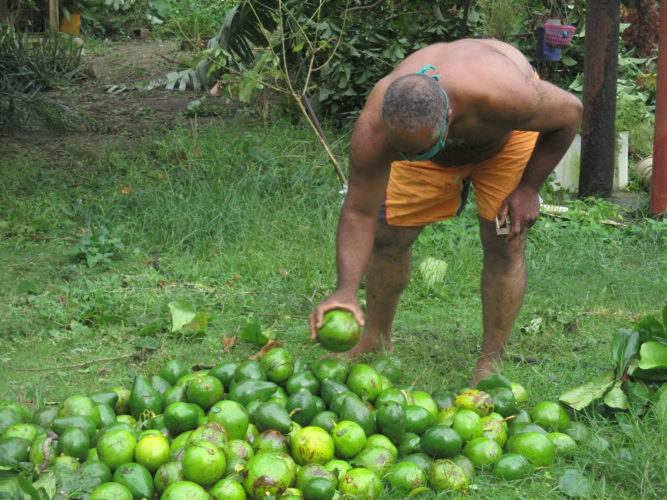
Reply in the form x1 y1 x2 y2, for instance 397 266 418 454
308 39 582 384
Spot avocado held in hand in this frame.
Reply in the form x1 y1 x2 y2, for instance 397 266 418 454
317 310 361 352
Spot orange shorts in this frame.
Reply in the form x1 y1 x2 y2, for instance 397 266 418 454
379 129 539 226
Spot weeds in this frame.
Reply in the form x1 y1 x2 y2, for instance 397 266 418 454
0 113 666 498
0 23 86 135
68 226 125 267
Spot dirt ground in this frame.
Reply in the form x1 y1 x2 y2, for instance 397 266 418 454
1 37 209 157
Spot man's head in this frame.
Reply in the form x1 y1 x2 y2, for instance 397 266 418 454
382 73 450 161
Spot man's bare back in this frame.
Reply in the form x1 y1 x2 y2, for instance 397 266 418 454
361 39 556 166
309 39 582 385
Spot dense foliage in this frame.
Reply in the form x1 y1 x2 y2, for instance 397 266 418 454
0 23 86 135
2 0 659 159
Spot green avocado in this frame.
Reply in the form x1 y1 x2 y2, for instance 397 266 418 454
228 379 278 406
286 389 319 427
51 415 97 440
254 402 293 434
113 462 155 500
338 394 376 436
377 402 407 445
129 375 162 419
89 391 120 408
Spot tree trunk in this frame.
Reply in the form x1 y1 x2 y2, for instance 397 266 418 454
459 0 472 39
579 0 620 198
651 1 667 216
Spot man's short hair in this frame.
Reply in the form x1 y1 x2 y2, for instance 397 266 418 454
381 73 448 134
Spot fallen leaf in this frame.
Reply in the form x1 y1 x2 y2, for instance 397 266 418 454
119 186 134 195
278 269 289 277
558 469 591 497
176 151 187 163
239 321 272 345
158 173 167 180
221 336 237 352
192 144 201 156
210 83 220 96
248 338 284 361
225 274 240 287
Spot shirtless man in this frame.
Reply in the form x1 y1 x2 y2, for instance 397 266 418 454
308 39 582 384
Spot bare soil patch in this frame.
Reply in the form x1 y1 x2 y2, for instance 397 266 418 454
1 38 208 159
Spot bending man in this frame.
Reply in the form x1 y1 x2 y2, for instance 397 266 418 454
308 39 582 384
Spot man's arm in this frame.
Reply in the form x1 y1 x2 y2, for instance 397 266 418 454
308 101 394 336
335 133 392 295
493 77 583 238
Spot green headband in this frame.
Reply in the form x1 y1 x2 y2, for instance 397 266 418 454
399 65 449 162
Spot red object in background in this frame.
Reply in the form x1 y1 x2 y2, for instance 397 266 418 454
651 2 667 216
543 23 576 47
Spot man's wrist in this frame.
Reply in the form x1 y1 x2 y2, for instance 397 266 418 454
517 181 542 195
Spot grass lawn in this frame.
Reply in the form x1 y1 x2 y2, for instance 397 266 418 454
1 105 666 498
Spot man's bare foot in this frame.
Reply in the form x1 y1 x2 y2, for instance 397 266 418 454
470 356 502 387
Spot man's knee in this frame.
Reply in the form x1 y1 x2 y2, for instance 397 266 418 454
482 235 526 269
373 223 422 257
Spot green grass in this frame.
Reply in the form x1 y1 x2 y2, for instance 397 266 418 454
1 111 667 498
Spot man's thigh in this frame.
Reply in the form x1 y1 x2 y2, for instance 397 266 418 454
373 222 424 255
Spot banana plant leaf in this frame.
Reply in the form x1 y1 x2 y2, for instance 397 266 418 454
219 0 279 64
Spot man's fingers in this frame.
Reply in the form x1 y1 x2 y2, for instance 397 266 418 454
309 306 330 340
505 215 523 241
308 313 317 340
497 204 509 225
353 309 365 327
309 301 364 340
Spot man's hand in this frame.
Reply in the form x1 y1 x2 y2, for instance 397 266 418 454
498 184 541 241
308 291 365 340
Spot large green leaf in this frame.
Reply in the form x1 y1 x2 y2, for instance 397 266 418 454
637 341 667 370
558 469 591 498
636 314 667 343
653 390 667 419
559 370 615 410
627 358 667 381
611 328 640 377
168 300 208 333
603 381 628 409
624 379 652 406
31 471 56 499
240 320 273 345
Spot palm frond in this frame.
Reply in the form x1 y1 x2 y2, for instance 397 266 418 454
218 0 280 64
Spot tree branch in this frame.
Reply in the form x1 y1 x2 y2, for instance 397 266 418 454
348 0 383 13
5 352 146 372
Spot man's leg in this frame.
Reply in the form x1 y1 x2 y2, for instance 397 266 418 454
474 216 528 385
346 222 424 355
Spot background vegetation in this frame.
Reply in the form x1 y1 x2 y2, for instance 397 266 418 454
1 111 666 497
2 0 660 160
1 0 665 498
